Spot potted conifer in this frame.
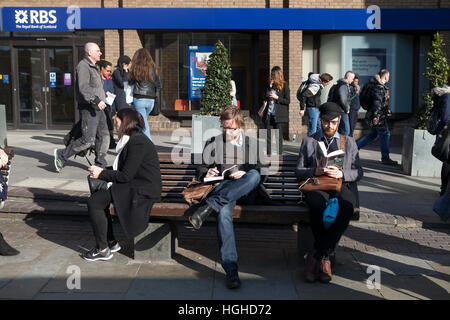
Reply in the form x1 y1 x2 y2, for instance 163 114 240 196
402 32 449 176
192 40 232 154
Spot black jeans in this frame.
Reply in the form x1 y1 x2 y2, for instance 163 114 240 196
349 109 358 137
265 115 285 155
87 188 116 250
62 108 110 167
442 162 450 196
305 184 356 261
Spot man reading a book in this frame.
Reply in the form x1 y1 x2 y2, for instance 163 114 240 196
296 102 363 284
189 106 263 290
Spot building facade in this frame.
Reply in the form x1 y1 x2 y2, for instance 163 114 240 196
1 1 449 139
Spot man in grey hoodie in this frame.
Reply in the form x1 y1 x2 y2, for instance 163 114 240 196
298 73 333 136
54 42 109 172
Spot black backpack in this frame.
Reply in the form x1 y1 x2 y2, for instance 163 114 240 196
296 80 310 102
327 83 339 103
359 83 372 111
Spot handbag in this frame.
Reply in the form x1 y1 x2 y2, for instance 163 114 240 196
299 175 343 193
258 100 267 118
87 175 108 195
298 135 346 193
149 96 160 116
181 178 219 205
432 120 450 163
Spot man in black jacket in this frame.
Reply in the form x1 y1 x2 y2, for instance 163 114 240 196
189 106 264 290
357 69 397 165
328 71 355 137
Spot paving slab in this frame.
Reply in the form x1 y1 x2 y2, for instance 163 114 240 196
352 252 439 276
377 274 450 300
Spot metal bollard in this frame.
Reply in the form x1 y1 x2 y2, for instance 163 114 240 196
0 104 7 148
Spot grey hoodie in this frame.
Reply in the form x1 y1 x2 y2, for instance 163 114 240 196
75 58 106 110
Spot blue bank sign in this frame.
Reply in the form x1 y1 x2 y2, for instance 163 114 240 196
2 7 450 32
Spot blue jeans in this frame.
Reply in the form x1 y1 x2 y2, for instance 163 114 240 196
338 112 350 136
205 169 261 272
357 122 391 161
133 98 154 140
307 107 321 136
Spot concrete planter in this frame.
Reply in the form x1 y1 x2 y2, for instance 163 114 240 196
401 127 441 177
191 114 221 155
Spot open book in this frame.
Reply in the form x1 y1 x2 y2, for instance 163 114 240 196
318 141 345 168
203 165 238 183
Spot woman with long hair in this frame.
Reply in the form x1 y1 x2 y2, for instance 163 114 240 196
82 108 162 261
261 66 290 154
112 55 131 111
129 48 161 140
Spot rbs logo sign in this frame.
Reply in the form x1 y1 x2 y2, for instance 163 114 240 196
14 9 58 30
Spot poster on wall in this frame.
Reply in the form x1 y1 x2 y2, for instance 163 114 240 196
352 48 386 88
188 46 214 101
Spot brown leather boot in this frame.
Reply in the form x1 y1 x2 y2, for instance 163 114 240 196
318 256 332 283
304 252 319 283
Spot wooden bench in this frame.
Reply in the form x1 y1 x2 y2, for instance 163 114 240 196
0 148 14 210
128 152 314 261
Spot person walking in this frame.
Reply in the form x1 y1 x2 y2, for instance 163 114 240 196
431 78 450 195
128 48 161 141
328 71 355 137
83 108 162 261
188 106 264 289
112 55 131 111
357 69 398 165
349 74 361 137
54 42 109 172
298 72 333 136
296 102 363 283
261 66 290 155
97 59 117 149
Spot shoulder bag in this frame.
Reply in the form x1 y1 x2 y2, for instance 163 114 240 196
182 178 219 205
299 135 346 193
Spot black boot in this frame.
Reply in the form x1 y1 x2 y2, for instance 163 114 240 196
189 204 214 230
0 233 20 256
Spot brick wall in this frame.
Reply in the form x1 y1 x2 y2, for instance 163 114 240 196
288 30 303 138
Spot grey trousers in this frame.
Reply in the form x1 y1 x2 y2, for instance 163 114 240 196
62 108 110 167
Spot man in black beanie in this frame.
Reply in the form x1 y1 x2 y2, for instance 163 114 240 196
295 102 363 283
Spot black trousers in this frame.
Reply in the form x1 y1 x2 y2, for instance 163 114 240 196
265 115 286 155
104 107 115 144
349 109 358 137
87 188 116 250
305 184 356 261
442 162 450 196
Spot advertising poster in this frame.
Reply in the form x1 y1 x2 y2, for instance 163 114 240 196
188 46 214 100
49 72 56 88
352 48 386 88
64 73 72 86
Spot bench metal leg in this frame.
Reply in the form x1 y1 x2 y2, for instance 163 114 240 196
125 221 177 262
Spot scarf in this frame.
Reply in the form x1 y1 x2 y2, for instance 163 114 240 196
107 135 130 189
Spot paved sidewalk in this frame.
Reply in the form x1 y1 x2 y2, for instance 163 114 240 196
0 130 449 300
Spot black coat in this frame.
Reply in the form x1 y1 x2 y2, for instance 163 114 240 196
262 81 290 123
98 133 162 238
364 74 389 127
112 69 130 110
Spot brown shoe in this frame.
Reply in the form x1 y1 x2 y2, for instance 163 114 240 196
318 257 332 283
304 252 319 283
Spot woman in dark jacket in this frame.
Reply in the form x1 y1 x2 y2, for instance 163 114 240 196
129 48 162 141
83 108 162 261
112 55 131 111
262 66 290 154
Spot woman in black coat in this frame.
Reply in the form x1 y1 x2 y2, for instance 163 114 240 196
112 55 131 111
262 66 290 154
83 108 162 261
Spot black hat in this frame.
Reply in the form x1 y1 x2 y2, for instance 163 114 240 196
319 102 342 120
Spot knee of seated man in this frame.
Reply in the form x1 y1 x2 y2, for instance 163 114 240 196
245 169 261 186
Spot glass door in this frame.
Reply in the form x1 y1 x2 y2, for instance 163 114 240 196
15 46 75 128
17 47 45 126
0 45 13 124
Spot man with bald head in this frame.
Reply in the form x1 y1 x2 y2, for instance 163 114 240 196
54 42 110 172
